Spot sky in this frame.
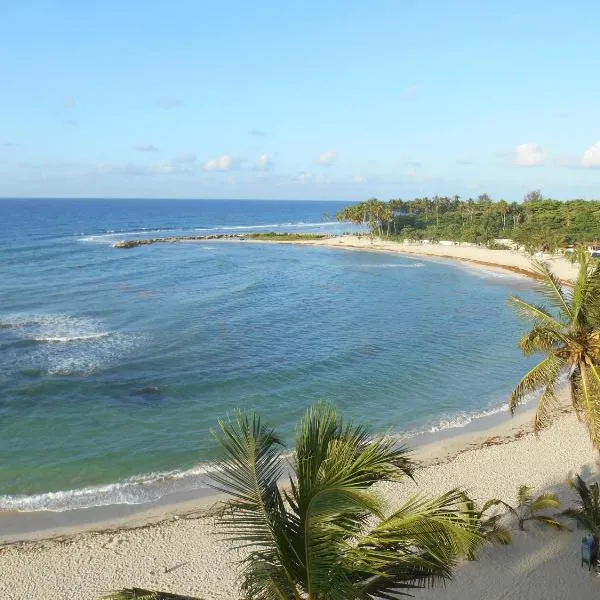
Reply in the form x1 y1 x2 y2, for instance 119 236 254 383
1 0 600 201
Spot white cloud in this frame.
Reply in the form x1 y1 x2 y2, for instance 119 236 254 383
157 96 184 109
133 144 160 153
514 143 545 166
98 157 194 176
204 155 242 171
582 142 600 168
353 175 366 183
316 150 337 166
255 153 272 171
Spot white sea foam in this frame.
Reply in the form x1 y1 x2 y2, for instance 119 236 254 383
399 374 569 441
356 262 424 269
0 464 215 512
0 313 138 376
33 332 111 343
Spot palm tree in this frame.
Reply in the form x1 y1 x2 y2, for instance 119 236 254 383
210 403 483 600
497 485 564 532
458 495 511 559
509 254 600 448
498 200 510 230
562 475 600 544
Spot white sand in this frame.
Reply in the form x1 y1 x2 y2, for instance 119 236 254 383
0 238 588 599
283 235 579 283
2 408 599 600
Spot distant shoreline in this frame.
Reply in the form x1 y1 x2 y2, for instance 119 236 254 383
113 232 578 283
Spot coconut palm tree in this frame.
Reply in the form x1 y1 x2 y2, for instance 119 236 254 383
104 404 484 600
562 475 600 544
496 485 565 532
509 254 600 449
210 403 483 600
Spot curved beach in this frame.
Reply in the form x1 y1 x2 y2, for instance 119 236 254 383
0 228 590 599
1 405 598 599
271 234 579 283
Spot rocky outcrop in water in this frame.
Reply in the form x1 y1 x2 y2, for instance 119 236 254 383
113 234 245 248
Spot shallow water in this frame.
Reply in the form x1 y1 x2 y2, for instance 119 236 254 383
0 199 538 511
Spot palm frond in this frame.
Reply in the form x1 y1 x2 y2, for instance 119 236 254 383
530 259 573 320
532 382 561 433
577 365 600 451
510 356 564 414
527 515 567 530
528 492 561 512
563 475 600 538
508 296 565 331
208 410 301 596
517 485 533 506
360 490 483 561
352 490 482 599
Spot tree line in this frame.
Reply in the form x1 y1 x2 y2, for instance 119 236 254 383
336 191 600 251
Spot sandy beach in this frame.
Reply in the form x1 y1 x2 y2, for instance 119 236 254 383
0 237 591 599
284 235 579 283
2 401 599 600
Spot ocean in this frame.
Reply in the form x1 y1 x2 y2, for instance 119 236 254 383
0 198 538 512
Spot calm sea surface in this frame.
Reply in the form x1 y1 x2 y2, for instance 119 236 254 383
0 199 537 511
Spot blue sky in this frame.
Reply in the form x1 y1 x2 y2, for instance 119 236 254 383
2 0 600 201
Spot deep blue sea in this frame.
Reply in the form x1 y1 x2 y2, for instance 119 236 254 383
0 198 537 512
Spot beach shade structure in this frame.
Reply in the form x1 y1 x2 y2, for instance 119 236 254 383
581 535 596 571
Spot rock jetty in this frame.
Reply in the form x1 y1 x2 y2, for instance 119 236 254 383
113 233 245 248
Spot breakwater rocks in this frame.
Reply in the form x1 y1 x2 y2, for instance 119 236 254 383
113 234 245 248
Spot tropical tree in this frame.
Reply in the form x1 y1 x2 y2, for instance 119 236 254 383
495 485 565 532
498 200 510 230
209 403 483 600
458 495 512 559
509 254 600 449
562 475 600 544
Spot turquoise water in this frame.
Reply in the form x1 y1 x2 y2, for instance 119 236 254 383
0 199 537 511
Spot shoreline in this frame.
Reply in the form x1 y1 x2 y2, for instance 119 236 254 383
0 398 539 545
113 232 579 283
1 233 578 545
263 234 578 283
2 233 589 599
3 402 598 600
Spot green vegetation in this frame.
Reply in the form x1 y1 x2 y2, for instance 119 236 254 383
563 475 600 545
509 254 600 449
209 403 483 600
104 407 578 600
495 485 564 532
336 192 600 250
246 232 329 241
458 495 512 559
